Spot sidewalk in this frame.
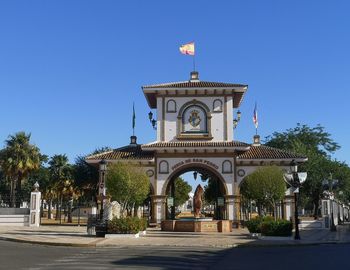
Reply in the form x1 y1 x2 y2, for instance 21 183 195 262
0 223 349 248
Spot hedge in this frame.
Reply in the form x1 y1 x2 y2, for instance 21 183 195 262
260 220 293 236
246 216 292 236
107 217 147 234
245 216 274 233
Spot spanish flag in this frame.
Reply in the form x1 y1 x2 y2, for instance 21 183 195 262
179 42 195 55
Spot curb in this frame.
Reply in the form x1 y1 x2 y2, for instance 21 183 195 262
235 240 350 248
1 235 350 249
0 236 98 248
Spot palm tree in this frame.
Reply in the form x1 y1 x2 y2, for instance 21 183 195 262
48 154 72 222
0 132 41 207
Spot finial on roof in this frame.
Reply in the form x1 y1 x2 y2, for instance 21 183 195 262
130 135 137 145
253 135 261 146
190 71 199 82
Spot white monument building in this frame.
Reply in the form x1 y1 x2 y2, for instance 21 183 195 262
86 71 307 226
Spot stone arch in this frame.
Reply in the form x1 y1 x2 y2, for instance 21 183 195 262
177 99 211 117
161 163 229 196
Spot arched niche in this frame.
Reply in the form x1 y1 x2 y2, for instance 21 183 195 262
166 99 177 113
213 99 223 112
222 160 232 174
158 160 169 174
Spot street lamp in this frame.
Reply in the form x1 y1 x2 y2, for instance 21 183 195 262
148 111 157 130
322 174 338 231
233 110 241 129
284 160 307 240
99 159 107 221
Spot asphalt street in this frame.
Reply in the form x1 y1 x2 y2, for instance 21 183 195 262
1 240 350 270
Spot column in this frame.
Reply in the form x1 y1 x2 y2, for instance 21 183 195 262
321 199 330 228
151 195 167 225
230 195 241 227
29 183 41 227
224 195 234 221
283 195 294 221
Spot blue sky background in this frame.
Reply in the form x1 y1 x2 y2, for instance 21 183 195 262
1 0 349 173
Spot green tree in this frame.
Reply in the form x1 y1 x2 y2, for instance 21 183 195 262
265 124 349 218
173 177 192 207
265 124 340 156
106 162 149 216
240 166 286 217
0 132 41 207
48 154 73 221
73 156 99 204
204 177 222 204
22 166 50 215
73 147 112 206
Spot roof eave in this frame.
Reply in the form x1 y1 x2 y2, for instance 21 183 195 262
85 158 155 164
142 86 248 109
236 157 308 163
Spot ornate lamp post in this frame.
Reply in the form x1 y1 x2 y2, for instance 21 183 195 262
284 160 307 240
322 174 338 231
99 159 107 221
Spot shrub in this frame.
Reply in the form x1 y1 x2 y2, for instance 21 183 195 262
107 217 147 234
246 216 274 233
260 220 293 236
246 217 263 233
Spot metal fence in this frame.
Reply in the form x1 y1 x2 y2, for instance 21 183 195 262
40 202 97 226
0 194 29 208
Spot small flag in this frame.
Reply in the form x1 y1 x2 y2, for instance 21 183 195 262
132 103 136 130
253 102 258 129
179 42 195 55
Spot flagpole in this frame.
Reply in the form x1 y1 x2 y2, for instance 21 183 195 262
132 103 135 137
193 54 196 71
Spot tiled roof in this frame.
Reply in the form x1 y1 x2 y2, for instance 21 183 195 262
237 145 307 160
142 141 250 149
85 145 154 161
142 80 247 89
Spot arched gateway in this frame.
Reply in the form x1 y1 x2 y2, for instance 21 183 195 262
86 71 307 227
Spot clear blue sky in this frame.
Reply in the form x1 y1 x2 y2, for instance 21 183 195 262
0 1 349 166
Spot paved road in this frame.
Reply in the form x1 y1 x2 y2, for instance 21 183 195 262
1 240 350 270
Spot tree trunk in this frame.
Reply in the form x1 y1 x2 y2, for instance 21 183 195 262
313 200 319 220
15 174 22 208
40 198 44 218
10 179 16 208
133 204 138 217
48 199 52 219
257 204 262 216
55 196 60 220
67 198 72 223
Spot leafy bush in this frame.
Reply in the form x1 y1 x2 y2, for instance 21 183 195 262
260 220 293 236
107 217 147 234
246 217 263 233
246 216 274 233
